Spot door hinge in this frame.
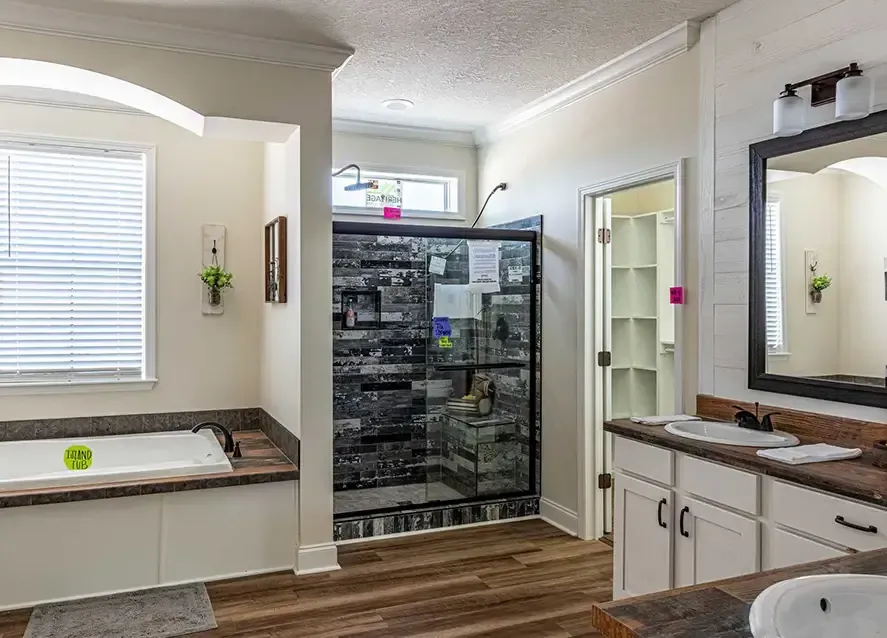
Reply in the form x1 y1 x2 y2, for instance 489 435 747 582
597 228 611 244
597 351 612 367
598 473 613 490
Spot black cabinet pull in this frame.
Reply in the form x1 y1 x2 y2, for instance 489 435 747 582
835 515 878 534
657 498 667 528
680 506 690 538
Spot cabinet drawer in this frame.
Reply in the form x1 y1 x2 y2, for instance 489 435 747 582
770 528 848 570
773 481 887 552
614 436 673 486
679 455 759 515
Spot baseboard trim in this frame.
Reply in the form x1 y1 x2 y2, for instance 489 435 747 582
296 542 340 575
540 498 579 536
335 515 542 545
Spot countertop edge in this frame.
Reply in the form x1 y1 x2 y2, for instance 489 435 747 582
605 420 887 508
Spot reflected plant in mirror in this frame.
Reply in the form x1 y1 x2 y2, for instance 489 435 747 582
750 111 887 408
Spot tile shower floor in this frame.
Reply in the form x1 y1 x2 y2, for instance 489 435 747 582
334 482 465 515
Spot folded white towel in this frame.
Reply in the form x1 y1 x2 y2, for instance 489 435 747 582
757 443 862 465
630 414 701 426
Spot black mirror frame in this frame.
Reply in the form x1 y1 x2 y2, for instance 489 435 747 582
749 109 887 409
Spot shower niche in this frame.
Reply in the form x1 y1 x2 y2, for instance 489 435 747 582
332 222 538 519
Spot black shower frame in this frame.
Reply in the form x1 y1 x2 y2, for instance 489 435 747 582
332 221 539 519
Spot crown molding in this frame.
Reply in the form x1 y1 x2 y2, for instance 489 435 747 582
0 0 354 73
333 119 477 147
475 21 700 146
0 94 145 116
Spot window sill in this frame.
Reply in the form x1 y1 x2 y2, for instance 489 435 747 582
0 378 158 396
333 206 465 222
767 352 791 358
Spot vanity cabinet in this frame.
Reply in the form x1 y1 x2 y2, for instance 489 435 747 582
673 494 760 588
613 473 673 598
611 435 887 599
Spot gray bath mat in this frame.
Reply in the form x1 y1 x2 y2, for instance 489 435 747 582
24 583 217 638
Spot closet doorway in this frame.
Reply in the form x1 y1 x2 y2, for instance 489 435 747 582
577 161 685 541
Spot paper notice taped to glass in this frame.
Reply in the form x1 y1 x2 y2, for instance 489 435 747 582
429 255 446 276
467 240 500 293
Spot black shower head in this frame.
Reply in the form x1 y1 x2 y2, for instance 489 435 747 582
343 181 372 191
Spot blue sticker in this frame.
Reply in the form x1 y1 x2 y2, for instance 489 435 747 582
432 317 452 338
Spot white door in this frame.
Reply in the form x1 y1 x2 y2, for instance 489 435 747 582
613 472 673 599
769 528 848 570
674 495 760 588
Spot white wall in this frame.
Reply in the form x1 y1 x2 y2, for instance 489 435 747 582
477 50 701 515
0 103 264 420
332 132 477 225
839 171 887 378
703 0 887 421
766 173 841 377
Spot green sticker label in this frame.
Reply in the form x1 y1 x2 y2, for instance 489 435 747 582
438 336 453 349
64 445 93 471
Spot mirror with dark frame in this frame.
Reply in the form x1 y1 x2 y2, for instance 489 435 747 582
749 110 887 409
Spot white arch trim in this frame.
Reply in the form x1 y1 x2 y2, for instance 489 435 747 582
0 57 204 135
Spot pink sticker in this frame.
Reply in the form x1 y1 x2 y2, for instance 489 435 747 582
669 286 685 305
383 207 402 220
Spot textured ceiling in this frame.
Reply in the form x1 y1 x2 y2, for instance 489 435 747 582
19 0 739 131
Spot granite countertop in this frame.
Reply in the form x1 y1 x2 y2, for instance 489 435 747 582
605 419 887 508
0 430 299 508
592 548 887 637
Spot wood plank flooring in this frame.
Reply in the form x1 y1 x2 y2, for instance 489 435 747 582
0 519 613 638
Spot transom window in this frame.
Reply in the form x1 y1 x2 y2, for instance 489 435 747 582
333 169 460 217
0 140 152 388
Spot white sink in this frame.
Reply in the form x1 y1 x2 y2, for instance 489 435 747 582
749 574 887 637
664 420 799 448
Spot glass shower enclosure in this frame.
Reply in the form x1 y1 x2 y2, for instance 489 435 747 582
332 222 538 519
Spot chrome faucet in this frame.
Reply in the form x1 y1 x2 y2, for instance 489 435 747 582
192 421 239 457
733 402 779 433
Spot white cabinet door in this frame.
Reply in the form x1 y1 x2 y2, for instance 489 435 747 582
613 472 673 599
770 528 848 570
674 495 759 588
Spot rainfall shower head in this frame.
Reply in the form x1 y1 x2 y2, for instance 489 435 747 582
332 163 373 192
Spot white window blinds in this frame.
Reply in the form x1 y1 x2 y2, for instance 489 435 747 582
764 200 785 352
0 144 147 384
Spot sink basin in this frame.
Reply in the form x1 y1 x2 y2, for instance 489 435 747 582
749 574 887 637
664 420 799 448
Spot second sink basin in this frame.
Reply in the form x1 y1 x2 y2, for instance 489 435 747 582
749 574 887 637
664 420 799 448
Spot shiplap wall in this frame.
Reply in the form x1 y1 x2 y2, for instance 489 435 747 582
704 0 887 420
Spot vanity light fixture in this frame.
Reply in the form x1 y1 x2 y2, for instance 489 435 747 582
773 62 872 136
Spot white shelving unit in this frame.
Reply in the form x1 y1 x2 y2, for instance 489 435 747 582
608 187 676 419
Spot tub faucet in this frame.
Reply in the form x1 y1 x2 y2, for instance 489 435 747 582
192 421 237 455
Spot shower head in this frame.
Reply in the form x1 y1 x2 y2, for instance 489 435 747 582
333 163 374 193
343 181 372 192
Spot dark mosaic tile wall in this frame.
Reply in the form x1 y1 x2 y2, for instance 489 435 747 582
333 233 434 492
334 495 540 541
491 216 543 495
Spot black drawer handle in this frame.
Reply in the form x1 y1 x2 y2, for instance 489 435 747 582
680 506 690 538
835 515 878 534
657 498 667 528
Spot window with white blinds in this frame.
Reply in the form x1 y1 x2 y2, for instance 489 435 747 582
764 200 786 352
0 142 149 385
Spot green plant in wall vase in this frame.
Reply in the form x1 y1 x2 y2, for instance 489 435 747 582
810 274 832 304
199 264 233 308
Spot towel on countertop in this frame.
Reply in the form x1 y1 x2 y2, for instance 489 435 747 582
629 415 701 426
757 443 862 465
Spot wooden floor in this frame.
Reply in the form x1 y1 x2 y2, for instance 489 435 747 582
0 520 613 638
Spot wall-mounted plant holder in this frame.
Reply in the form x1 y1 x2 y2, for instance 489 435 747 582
805 250 818 314
340 290 381 330
201 225 227 316
264 216 287 304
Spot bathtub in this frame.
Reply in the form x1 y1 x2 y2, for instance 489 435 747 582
0 430 233 492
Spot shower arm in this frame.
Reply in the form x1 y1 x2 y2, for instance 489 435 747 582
332 163 362 180
443 182 508 260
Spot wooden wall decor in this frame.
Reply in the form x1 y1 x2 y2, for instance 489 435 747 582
264 217 287 304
